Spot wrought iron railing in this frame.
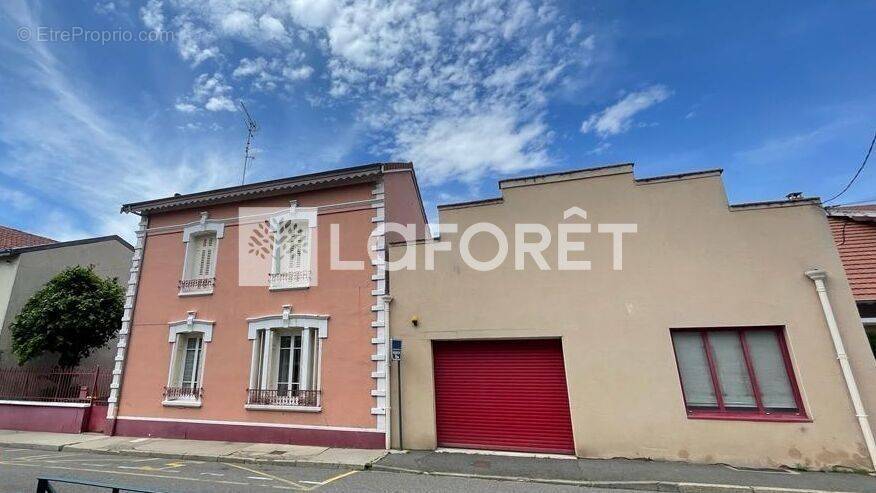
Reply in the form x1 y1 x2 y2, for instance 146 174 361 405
268 270 310 289
163 386 203 401
178 277 215 294
246 388 320 407
0 366 110 403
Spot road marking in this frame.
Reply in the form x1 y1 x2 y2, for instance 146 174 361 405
314 470 358 488
0 459 251 486
225 462 307 490
81 463 109 467
119 461 187 472
249 476 274 480
45 457 159 464
201 472 224 477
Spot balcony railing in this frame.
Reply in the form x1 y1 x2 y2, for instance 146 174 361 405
246 388 320 407
178 277 215 295
163 386 203 401
268 270 310 290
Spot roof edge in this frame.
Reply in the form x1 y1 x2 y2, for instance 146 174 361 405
121 163 401 215
635 168 723 184
0 235 134 257
729 197 822 211
437 197 504 210
499 163 633 190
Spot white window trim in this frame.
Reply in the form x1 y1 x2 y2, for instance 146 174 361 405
182 213 226 242
245 305 328 412
179 213 224 296
268 203 317 291
164 312 213 406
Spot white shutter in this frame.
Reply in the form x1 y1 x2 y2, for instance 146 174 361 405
284 222 309 272
196 235 216 278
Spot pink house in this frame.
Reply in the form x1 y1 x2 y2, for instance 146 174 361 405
109 163 426 448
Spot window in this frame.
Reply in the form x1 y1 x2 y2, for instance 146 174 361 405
269 220 311 290
671 327 806 420
179 232 218 295
165 333 205 404
248 328 320 409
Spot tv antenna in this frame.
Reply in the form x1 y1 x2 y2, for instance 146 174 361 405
238 100 259 184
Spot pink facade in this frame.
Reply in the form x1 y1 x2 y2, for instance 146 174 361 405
112 164 426 447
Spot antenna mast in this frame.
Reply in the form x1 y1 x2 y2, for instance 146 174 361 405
238 100 259 185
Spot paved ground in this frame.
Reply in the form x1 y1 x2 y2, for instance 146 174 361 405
0 447 635 492
377 450 876 493
0 430 384 469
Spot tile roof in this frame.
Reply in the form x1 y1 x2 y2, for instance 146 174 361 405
0 225 55 250
830 216 876 302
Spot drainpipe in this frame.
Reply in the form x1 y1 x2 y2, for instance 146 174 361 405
805 269 876 471
382 295 393 450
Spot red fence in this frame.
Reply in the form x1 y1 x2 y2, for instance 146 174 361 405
0 366 111 403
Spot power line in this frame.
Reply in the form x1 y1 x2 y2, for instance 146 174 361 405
824 129 876 205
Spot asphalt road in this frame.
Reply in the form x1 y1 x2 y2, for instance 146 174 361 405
0 447 636 492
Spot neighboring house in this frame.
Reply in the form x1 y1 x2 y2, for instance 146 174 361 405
111 163 427 448
0 229 134 368
828 205 876 351
387 164 876 471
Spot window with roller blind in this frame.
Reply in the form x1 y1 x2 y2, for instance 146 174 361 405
670 327 807 421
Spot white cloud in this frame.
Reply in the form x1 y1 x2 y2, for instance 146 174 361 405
259 14 287 40
394 111 550 184
174 102 197 112
176 73 236 112
140 0 163 31
221 10 257 37
141 0 595 185
283 65 313 81
580 85 671 138
0 185 36 210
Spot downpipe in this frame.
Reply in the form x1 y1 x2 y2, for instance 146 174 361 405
805 269 876 471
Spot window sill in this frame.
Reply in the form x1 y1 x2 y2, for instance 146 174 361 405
162 399 202 408
268 285 310 292
245 404 321 413
178 290 214 297
686 411 810 423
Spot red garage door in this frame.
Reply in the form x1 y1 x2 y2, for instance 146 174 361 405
433 339 575 454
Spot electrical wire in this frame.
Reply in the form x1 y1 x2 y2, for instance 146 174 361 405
824 129 876 206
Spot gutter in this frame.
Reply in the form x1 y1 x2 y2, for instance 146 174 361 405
805 269 876 471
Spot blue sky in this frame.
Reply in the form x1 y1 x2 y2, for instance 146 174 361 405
0 0 874 240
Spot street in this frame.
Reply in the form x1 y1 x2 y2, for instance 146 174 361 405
0 447 633 492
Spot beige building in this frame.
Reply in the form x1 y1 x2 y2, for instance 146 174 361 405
387 164 876 471
0 234 134 368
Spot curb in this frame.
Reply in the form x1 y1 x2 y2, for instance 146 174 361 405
370 464 858 493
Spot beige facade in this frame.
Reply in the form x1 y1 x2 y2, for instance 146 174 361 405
387 164 876 471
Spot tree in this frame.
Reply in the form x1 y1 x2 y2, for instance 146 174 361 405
11 265 124 367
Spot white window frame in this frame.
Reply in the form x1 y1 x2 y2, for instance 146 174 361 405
164 313 213 407
179 214 225 296
246 306 328 411
267 204 317 291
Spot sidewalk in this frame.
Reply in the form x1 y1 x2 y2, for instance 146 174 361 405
374 450 876 493
0 429 385 470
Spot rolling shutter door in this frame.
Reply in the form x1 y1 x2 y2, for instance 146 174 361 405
433 339 575 454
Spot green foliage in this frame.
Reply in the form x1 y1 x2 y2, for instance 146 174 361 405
11 265 124 367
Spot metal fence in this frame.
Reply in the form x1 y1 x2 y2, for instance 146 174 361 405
0 366 111 403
